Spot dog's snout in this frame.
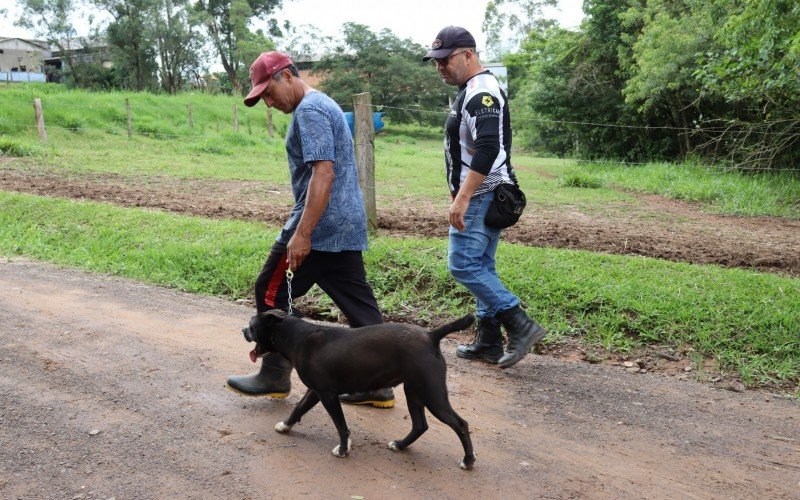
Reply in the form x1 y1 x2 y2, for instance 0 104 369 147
242 326 254 343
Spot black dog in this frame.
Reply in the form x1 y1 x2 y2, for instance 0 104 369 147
241 310 476 469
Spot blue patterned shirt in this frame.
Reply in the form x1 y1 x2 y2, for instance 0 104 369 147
277 91 368 251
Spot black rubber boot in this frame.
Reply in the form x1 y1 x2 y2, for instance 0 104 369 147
226 352 292 397
339 388 395 408
496 305 546 369
456 316 503 364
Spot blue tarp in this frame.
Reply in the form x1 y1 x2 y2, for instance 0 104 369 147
343 111 386 137
0 71 47 83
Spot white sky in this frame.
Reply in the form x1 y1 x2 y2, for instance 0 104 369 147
1 0 584 47
270 0 584 50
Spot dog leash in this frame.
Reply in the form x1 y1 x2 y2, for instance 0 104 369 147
285 269 294 316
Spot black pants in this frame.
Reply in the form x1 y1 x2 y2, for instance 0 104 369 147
254 242 383 327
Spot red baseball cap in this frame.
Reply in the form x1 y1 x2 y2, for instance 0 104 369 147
243 51 294 107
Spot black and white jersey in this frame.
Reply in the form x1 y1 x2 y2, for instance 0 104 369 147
444 70 517 197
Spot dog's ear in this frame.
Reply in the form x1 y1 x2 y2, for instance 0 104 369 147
260 309 288 322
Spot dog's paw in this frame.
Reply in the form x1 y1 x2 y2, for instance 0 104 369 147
460 457 475 470
388 440 402 451
331 438 352 457
274 421 292 433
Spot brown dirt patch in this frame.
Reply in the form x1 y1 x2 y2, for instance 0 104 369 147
1 259 798 498
2 162 799 276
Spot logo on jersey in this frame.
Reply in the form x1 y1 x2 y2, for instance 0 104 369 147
482 95 494 107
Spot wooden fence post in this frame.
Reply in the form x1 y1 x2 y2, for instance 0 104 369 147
352 92 377 233
187 104 194 128
233 103 239 132
32 98 47 142
266 108 274 138
125 98 132 138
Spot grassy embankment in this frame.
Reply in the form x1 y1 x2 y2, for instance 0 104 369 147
1 83 798 389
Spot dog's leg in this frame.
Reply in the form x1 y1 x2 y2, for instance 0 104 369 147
276 389 320 433
317 392 352 457
426 396 475 470
389 389 428 451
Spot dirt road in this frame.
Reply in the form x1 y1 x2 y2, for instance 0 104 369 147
1 258 798 498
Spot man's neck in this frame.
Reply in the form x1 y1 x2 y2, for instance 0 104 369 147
460 66 486 87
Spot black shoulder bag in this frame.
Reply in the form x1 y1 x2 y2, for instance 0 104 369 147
484 182 526 229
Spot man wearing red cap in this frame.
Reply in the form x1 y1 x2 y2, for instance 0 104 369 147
227 51 394 408
424 27 547 369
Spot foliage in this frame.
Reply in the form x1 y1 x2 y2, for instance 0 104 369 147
193 0 281 92
93 0 160 91
482 0 557 59
313 24 452 126
15 0 82 82
693 0 800 170
506 0 799 170
151 0 206 93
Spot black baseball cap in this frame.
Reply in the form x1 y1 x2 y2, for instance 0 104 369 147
423 26 476 61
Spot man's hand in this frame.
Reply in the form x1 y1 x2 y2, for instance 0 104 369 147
449 198 470 231
287 160 335 271
286 231 312 271
449 169 486 231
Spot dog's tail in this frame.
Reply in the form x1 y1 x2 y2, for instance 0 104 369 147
429 314 475 344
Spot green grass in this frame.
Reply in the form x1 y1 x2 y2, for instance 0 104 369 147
1 191 798 388
3 84 797 218
577 161 800 218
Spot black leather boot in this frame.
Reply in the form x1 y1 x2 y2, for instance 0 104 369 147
456 316 503 364
226 352 292 397
496 305 546 368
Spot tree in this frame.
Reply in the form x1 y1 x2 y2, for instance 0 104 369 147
152 0 205 93
312 23 451 125
507 0 680 160
482 0 557 59
94 0 160 91
15 0 84 84
194 0 281 92
620 0 723 156
695 0 800 169
276 23 333 62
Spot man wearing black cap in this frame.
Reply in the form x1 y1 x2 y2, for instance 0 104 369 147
424 27 547 368
226 51 394 408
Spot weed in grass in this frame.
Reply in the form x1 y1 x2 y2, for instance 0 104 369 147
191 139 231 155
557 171 604 188
0 138 41 157
134 119 179 138
54 114 84 133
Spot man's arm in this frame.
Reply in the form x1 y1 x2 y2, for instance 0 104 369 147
287 160 334 270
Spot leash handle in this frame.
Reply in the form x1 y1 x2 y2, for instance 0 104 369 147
285 269 294 316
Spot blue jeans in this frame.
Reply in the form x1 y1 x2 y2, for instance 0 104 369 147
448 191 520 319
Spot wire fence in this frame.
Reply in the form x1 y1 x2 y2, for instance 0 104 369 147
3 96 799 171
